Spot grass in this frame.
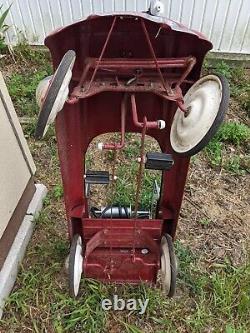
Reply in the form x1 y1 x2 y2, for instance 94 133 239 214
0 4 11 52
98 133 162 210
217 122 250 146
1 225 249 332
205 121 250 172
3 43 52 117
199 218 212 226
53 184 64 200
0 46 250 332
112 161 161 209
7 70 49 117
209 61 250 115
1 214 107 332
224 156 244 174
205 139 223 167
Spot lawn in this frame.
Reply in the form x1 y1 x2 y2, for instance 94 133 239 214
0 44 249 333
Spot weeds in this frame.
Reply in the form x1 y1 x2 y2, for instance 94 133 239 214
211 61 250 113
218 122 250 146
7 68 51 117
2 43 51 117
214 61 232 80
224 156 243 174
199 218 211 226
205 139 223 167
110 157 161 210
53 184 64 200
52 280 108 332
205 121 250 172
208 265 250 324
12 41 51 65
0 4 11 52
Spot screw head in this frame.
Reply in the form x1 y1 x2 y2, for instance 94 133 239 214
141 248 149 255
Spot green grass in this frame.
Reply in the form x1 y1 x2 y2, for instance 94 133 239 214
100 133 162 210
7 70 48 117
1 223 249 332
224 156 243 174
5 44 52 117
211 61 250 113
53 184 64 200
218 122 250 146
110 156 161 210
0 4 11 52
0 212 108 333
174 243 250 332
205 139 223 167
199 218 212 226
1 46 250 333
205 121 250 172
214 61 233 80
91 133 161 209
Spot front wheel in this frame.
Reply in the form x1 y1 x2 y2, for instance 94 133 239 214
35 49 76 139
170 74 230 157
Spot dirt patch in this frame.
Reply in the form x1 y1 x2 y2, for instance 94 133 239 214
180 159 249 267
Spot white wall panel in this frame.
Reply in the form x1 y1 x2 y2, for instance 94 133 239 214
179 0 194 28
231 1 250 53
125 0 137 12
1 0 250 54
114 0 124 11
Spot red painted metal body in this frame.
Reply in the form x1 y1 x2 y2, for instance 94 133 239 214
45 12 212 283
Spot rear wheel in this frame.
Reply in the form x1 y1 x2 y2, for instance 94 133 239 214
69 234 84 297
160 234 177 297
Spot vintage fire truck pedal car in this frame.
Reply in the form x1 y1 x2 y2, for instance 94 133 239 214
35 10 229 298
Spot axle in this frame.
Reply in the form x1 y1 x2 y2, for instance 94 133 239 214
90 206 150 219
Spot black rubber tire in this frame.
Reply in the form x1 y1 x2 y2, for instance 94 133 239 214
69 234 84 298
173 74 230 157
164 234 177 297
35 49 76 139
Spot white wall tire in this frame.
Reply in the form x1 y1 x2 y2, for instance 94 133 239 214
35 50 76 139
36 75 53 109
69 234 84 298
160 234 177 297
170 74 229 156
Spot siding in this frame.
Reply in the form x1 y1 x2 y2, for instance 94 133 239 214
1 0 250 54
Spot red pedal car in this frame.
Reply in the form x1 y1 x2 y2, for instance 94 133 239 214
35 10 229 297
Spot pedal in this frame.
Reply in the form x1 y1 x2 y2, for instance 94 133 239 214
84 170 110 184
145 152 174 171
